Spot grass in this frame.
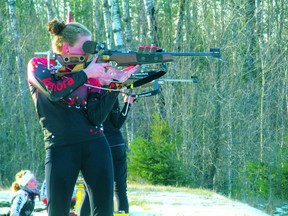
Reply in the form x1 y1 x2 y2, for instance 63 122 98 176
126 183 279 215
126 182 218 212
128 182 214 197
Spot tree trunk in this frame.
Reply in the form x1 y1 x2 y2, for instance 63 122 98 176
110 0 125 50
7 0 34 168
122 0 132 50
44 0 54 21
143 0 160 46
93 0 101 40
174 0 186 52
102 0 113 49
245 0 257 81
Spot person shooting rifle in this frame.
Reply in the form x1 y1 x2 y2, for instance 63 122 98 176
28 18 139 216
37 42 219 95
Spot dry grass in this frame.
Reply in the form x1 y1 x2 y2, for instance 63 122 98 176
126 183 270 216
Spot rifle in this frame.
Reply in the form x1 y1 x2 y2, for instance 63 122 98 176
36 42 220 74
81 41 221 66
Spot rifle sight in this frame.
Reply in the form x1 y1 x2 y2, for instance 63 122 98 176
83 41 107 54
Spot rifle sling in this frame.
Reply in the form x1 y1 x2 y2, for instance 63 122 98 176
133 88 160 98
125 70 166 89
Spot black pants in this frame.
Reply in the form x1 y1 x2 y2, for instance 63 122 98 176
80 144 128 215
111 144 128 213
45 138 114 216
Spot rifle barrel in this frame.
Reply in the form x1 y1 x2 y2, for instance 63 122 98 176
159 78 197 83
168 48 220 58
169 52 214 56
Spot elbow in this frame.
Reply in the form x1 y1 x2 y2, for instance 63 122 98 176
47 95 63 102
46 91 68 102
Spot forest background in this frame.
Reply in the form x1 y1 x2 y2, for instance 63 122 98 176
0 0 287 214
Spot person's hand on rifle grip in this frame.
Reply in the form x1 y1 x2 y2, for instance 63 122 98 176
106 65 139 83
83 55 111 79
83 56 138 86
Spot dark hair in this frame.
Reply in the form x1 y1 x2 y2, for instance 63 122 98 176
47 18 66 35
47 18 91 53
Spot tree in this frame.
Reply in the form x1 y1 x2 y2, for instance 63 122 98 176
128 114 188 186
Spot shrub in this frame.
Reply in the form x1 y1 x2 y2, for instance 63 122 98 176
128 114 186 186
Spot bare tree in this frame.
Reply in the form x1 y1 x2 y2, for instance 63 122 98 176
7 0 35 169
122 0 132 49
44 0 54 21
101 0 113 48
93 0 101 40
143 0 160 46
174 0 186 52
110 0 125 50
245 0 257 81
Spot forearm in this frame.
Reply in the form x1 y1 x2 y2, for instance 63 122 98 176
87 91 120 125
28 58 88 101
115 102 131 128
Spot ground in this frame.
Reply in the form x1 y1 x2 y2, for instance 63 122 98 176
127 184 270 216
0 184 271 216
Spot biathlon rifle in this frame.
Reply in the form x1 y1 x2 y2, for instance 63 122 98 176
46 41 220 74
82 41 221 66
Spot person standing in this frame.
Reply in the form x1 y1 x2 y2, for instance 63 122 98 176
9 170 39 216
80 94 135 215
27 18 138 216
105 95 135 214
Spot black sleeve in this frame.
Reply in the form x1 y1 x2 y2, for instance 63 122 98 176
87 88 120 126
108 99 131 129
27 58 88 102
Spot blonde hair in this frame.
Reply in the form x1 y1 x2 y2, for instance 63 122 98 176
11 170 30 192
47 18 91 53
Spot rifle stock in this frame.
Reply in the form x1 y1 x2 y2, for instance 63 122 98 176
55 54 88 65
